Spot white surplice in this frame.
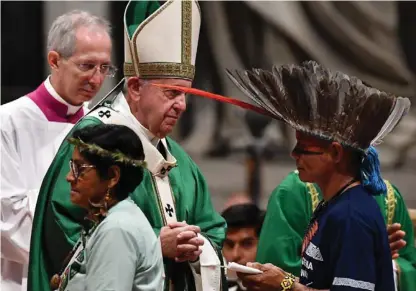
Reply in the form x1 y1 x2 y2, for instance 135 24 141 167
1 77 87 291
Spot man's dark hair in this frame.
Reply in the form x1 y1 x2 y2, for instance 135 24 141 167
221 203 265 236
71 124 145 201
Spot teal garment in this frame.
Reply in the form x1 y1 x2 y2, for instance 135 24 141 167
58 198 163 291
29 98 227 291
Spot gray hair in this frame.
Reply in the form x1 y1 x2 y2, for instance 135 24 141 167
47 10 111 58
122 77 151 94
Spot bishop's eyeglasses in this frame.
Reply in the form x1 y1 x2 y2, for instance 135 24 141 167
68 60 118 77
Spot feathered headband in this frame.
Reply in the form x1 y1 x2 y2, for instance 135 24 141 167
68 137 147 168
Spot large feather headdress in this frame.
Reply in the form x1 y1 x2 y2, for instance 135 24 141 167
226 60 411 153
155 61 410 152
153 61 411 194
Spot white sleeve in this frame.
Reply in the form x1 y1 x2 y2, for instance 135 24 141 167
1 126 38 265
189 234 221 291
392 259 398 291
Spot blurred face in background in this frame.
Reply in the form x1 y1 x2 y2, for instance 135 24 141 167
223 226 259 266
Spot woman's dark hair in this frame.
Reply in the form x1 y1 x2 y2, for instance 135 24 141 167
71 124 145 201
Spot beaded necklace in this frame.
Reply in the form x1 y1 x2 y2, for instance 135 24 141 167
49 220 99 290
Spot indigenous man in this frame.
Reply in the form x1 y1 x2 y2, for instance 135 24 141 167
1 10 112 291
28 1 227 291
257 169 416 291
165 61 411 290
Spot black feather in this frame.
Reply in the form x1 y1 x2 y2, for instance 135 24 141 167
225 60 410 150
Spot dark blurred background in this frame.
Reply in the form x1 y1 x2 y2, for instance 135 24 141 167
1 1 415 210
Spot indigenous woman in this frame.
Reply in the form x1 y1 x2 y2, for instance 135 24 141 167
50 124 163 291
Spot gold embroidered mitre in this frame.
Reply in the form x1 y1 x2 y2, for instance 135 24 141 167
123 0 201 80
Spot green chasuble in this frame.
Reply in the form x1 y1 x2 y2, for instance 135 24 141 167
28 91 227 291
256 170 416 291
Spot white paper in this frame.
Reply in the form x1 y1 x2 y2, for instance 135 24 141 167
227 262 263 274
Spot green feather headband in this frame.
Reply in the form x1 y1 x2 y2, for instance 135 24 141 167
68 137 147 168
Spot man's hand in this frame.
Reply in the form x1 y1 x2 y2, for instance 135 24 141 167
388 223 406 259
160 221 204 262
169 221 204 263
175 226 204 262
237 263 286 291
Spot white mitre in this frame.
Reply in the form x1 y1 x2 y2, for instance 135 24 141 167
123 0 201 80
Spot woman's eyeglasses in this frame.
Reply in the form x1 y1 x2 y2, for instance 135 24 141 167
69 159 96 181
